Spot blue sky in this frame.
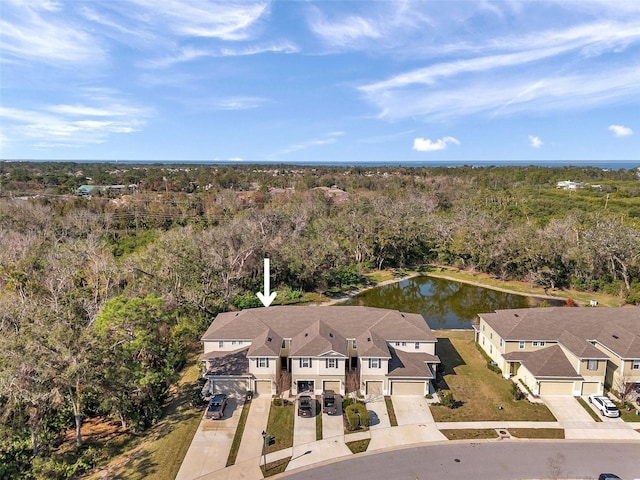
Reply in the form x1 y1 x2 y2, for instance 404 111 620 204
1 0 639 164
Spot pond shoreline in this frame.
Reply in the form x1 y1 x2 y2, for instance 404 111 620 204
316 270 562 308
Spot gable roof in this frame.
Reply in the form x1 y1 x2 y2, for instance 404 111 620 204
202 306 436 358
247 328 282 357
387 346 439 378
479 307 640 359
504 345 583 379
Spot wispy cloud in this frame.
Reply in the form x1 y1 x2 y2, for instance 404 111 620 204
608 124 633 137
528 135 543 148
309 10 381 47
413 136 459 152
271 132 342 157
0 92 152 149
360 129 416 144
209 96 270 111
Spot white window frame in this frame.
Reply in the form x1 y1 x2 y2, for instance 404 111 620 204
326 358 337 369
368 358 381 369
232 340 237 346
587 359 598 371
218 341 224 348
415 342 420 350
633 360 640 370
401 341 407 347
257 358 269 368
499 339 503 347
519 341 525 350
532 341 539 347
299 358 312 368
395 341 401 346
539 341 546 347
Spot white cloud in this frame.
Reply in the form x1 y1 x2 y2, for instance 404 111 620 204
608 124 633 137
309 12 381 47
413 136 460 152
528 135 543 148
210 97 269 111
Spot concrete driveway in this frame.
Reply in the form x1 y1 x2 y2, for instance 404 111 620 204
365 398 391 430
322 404 344 439
235 395 270 463
293 397 317 446
175 397 242 480
541 395 594 424
391 395 435 425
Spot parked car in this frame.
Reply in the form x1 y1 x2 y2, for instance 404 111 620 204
298 395 313 417
588 394 620 418
206 393 228 419
322 390 341 415
598 474 621 480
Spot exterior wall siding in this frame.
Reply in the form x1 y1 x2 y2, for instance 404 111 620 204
203 340 251 354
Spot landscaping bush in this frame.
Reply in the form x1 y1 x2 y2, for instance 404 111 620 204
438 390 455 408
345 403 369 430
511 382 525 401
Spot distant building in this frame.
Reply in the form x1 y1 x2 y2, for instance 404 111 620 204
556 180 581 190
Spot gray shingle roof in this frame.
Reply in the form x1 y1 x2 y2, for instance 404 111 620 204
202 306 436 358
201 347 250 376
479 307 640 359
503 345 583 379
387 347 439 378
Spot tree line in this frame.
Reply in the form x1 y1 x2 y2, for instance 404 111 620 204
0 162 639 477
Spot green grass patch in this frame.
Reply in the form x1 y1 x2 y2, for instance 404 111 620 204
344 403 370 432
431 330 556 422
615 402 640 422
441 429 498 440
577 397 602 422
315 399 323 440
346 439 370 454
225 399 252 467
384 396 398 427
509 428 565 439
265 401 294 454
261 457 291 477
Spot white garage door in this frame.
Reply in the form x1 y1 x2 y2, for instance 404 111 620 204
323 380 341 393
213 379 249 397
539 381 573 395
255 380 272 395
366 381 383 395
391 381 425 396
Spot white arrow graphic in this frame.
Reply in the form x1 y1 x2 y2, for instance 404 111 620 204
257 258 277 307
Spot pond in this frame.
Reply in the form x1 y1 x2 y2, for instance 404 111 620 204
341 275 548 330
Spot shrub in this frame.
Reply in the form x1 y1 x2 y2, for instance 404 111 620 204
511 382 525 401
231 292 263 309
439 390 455 407
345 403 369 429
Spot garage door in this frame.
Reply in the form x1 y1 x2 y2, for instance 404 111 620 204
323 380 341 393
539 381 573 395
581 382 600 396
255 380 272 395
366 381 383 395
391 381 425 396
213 379 249 397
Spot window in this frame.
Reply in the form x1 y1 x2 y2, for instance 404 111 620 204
499 339 503 347
232 341 237 346
532 341 539 347
238 340 243 345
489 345 492 354
395 341 401 346
326 358 337 368
401 341 407 347
482 324 485 332
519 341 525 350
415 342 420 350
633 360 640 370
257 358 269 368
368 358 380 369
482 337 485 345
299 358 312 368
282 340 286 348
587 360 598 371
490 332 493 340
352 340 357 349
539 341 546 347
218 341 224 348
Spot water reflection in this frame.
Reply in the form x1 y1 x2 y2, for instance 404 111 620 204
342 276 534 329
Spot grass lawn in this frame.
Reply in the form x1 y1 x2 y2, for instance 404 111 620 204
265 401 295 454
615 403 640 422
84 357 204 480
509 428 565 439
441 429 498 440
577 397 602 422
261 457 291 477
226 399 252 467
346 439 370 453
384 396 398 427
431 330 556 422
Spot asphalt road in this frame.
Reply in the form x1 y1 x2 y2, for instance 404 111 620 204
280 441 640 480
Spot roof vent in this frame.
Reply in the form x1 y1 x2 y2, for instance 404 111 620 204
514 314 519 317
329 333 334 338
267 337 272 342
612 334 619 339
305 333 308 337
401 313 405 317
367 337 371 342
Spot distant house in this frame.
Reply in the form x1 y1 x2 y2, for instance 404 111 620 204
75 184 135 196
312 185 349 204
556 180 581 190
476 307 640 396
200 306 440 397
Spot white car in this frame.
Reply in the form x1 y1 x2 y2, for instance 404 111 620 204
588 394 620 418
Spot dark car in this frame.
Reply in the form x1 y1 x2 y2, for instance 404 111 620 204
298 395 313 417
206 393 227 419
322 390 341 415
598 474 621 480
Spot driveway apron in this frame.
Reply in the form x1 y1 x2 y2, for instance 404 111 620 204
391 395 435 425
366 398 391 430
322 407 344 439
175 397 242 480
